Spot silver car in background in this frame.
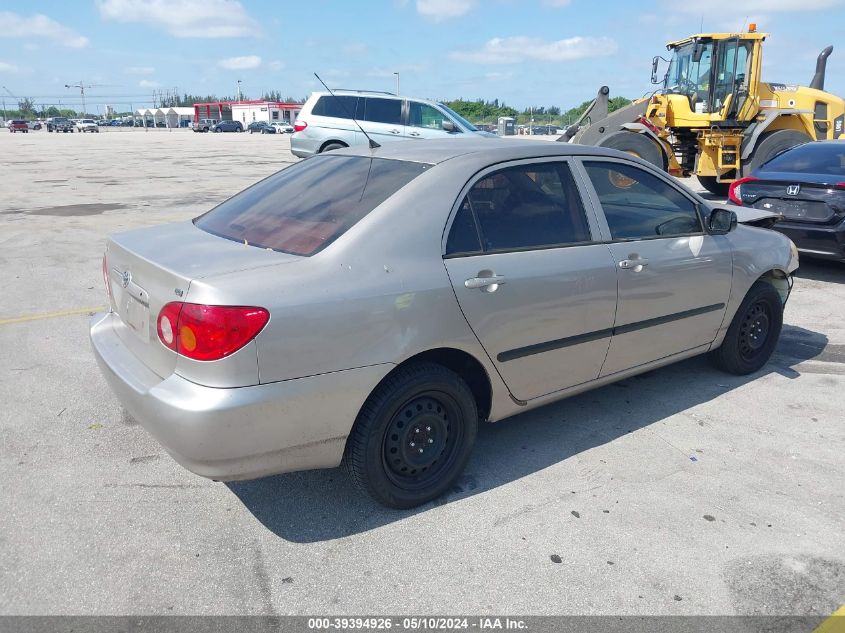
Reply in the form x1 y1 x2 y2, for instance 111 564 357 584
91 140 798 508
290 90 494 158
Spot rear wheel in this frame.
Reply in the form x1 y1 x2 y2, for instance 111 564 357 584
743 129 811 176
345 362 478 509
709 281 783 375
597 130 664 169
320 142 347 153
697 176 730 197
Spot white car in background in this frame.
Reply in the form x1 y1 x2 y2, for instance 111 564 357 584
76 119 99 133
271 122 294 133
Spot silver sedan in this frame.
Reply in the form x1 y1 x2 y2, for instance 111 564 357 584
90 139 799 508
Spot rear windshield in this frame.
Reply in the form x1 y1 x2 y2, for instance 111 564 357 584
762 143 845 176
194 155 429 256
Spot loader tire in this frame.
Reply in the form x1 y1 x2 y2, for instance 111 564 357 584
743 130 811 176
598 131 664 170
697 176 730 197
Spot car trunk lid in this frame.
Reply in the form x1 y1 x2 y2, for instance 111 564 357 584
740 174 845 224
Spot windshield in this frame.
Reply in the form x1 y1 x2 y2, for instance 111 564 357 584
664 40 713 108
438 104 477 131
195 155 429 256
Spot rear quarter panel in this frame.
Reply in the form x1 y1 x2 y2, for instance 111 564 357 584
184 159 515 420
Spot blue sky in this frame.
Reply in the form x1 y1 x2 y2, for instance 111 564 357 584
1 0 843 114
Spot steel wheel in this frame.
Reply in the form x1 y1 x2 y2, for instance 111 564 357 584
382 392 463 491
738 301 771 361
345 362 478 508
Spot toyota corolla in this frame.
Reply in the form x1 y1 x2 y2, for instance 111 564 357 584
91 139 798 508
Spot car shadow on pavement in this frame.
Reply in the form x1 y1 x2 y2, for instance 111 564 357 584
227 324 828 543
794 259 844 283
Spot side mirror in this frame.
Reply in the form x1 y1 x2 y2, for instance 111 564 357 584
709 208 737 234
442 120 457 133
651 56 660 84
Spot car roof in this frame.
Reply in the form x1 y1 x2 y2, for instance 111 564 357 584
335 138 641 166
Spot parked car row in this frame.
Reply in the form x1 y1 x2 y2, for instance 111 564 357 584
192 119 295 133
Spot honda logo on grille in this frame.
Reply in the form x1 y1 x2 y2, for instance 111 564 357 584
786 184 801 196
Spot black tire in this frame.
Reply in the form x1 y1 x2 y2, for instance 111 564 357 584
743 129 811 176
320 142 347 153
345 362 478 509
697 176 729 197
597 130 664 169
709 281 783 375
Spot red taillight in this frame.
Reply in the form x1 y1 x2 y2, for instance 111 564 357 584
102 254 111 301
835 182 845 189
156 302 269 361
293 120 307 132
728 176 758 205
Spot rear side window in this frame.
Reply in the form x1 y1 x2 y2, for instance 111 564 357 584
362 98 402 125
761 143 845 176
195 156 428 256
446 162 592 254
583 161 702 240
311 95 359 119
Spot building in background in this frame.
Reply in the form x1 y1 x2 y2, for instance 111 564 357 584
192 101 301 126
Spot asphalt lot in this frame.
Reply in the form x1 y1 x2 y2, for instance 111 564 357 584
1 129 843 617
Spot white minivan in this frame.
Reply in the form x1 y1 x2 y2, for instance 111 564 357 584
291 90 494 158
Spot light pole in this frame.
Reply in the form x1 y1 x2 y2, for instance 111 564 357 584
237 79 243 101
393 72 399 96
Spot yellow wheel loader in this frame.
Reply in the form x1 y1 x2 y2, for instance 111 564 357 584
560 27 845 195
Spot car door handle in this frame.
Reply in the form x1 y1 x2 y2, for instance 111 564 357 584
389 129 401 134
408 131 421 137
618 258 649 270
465 275 506 290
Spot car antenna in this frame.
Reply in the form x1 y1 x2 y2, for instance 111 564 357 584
314 72 380 149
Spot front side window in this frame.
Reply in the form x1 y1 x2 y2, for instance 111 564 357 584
664 40 714 111
446 162 592 254
195 156 428 256
362 98 402 125
409 102 446 129
583 161 702 240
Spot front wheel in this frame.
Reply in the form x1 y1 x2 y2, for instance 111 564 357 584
709 281 784 375
345 362 478 509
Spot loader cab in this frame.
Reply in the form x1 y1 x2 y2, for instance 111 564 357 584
662 33 763 123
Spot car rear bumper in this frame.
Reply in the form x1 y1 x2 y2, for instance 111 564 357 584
90 311 393 481
290 134 319 158
775 218 845 262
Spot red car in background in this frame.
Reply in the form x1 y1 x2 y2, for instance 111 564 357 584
7 120 29 133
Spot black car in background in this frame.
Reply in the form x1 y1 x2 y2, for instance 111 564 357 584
729 141 845 262
211 120 243 133
247 121 276 134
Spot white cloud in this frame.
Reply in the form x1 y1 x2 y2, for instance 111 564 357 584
218 55 262 70
126 66 155 75
97 0 260 38
0 61 20 73
451 36 618 64
267 60 285 71
139 79 161 88
671 0 840 11
416 0 475 21
0 12 89 48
